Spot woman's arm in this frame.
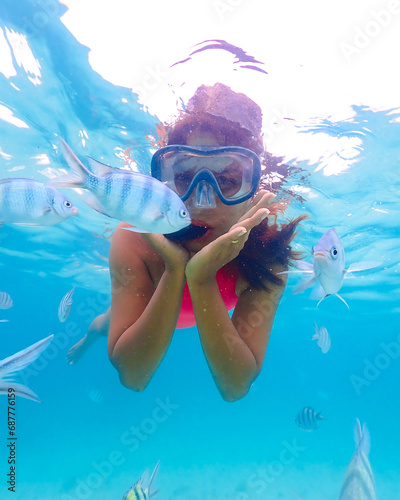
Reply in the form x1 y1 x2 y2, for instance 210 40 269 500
187 267 286 402
185 192 282 401
107 224 188 391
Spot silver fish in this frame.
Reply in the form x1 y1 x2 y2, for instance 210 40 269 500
279 228 381 308
0 291 13 309
0 335 54 402
122 460 160 500
295 406 324 431
339 419 376 500
49 139 191 234
0 178 78 226
312 323 331 354
58 286 75 322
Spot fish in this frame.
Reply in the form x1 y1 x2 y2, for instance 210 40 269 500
339 419 376 500
58 286 75 322
0 178 78 226
0 292 13 309
295 406 324 431
0 335 54 402
88 388 103 403
278 228 381 308
122 460 160 500
312 323 331 354
49 138 191 234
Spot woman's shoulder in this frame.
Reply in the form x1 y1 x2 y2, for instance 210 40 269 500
109 223 161 269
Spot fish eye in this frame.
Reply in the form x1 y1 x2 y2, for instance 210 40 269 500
179 209 188 218
330 247 338 259
64 201 72 208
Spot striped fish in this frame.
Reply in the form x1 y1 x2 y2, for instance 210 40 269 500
278 228 381 309
122 460 160 500
0 335 54 402
58 286 75 322
0 178 78 226
295 407 324 431
312 323 331 354
0 292 13 309
339 419 376 500
49 139 191 234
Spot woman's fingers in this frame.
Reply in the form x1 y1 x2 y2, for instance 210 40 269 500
237 190 275 223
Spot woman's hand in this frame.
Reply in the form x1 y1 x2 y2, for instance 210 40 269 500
141 233 190 272
185 190 276 284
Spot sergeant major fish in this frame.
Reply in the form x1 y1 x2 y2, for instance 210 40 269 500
0 335 54 402
279 228 381 308
49 139 191 234
312 323 331 354
295 406 324 432
339 419 376 500
58 286 75 322
0 178 78 226
122 460 160 500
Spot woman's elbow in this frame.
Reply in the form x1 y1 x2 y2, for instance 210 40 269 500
109 352 150 392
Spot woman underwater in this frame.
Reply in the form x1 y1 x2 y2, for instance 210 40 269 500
68 83 304 401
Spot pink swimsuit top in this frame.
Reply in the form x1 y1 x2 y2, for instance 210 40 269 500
176 263 239 329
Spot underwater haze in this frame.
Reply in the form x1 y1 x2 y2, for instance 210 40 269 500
0 1 400 499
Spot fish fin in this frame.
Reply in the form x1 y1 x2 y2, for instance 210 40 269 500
311 323 320 340
0 382 41 402
361 422 371 456
0 335 54 376
316 294 328 308
148 460 160 497
354 418 363 448
310 283 325 300
79 191 109 216
316 411 325 420
12 222 43 226
153 211 165 221
87 157 117 176
49 137 91 188
335 293 349 309
122 226 148 234
345 261 382 275
277 260 314 275
293 274 318 294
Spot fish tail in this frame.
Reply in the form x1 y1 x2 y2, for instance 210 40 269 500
148 460 160 498
354 419 371 456
48 138 92 189
0 382 40 402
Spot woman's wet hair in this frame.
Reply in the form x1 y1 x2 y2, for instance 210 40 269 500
165 83 306 289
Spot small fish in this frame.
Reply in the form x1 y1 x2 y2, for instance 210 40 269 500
312 323 331 354
88 388 103 403
49 139 191 234
339 419 376 500
279 228 381 308
122 460 160 500
0 335 54 402
0 178 78 226
295 406 324 431
0 292 13 309
0 319 9 323
58 286 75 322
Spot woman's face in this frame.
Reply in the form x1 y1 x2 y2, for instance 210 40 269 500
177 130 253 252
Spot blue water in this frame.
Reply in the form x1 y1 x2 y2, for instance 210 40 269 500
1 1 400 499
